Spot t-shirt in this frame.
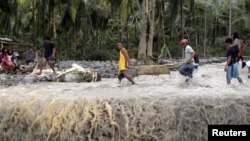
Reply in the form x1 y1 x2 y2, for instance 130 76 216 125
234 39 241 49
226 45 239 66
44 42 55 58
184 45 194 63
23 50 35 61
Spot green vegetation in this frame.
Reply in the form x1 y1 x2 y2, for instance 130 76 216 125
0 0 250 61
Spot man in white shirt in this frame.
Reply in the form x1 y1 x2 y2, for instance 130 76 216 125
178 39 196 82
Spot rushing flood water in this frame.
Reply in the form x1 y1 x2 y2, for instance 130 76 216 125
0 63 250 141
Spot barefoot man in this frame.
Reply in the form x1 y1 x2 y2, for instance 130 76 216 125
38 36 56 74
224 38 243 84
117 41 135 85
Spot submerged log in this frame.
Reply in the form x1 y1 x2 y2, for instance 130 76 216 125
135 65 170 76
21 64 101 83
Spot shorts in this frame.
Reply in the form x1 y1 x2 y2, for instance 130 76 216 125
179 64 194 78
118 72 125 80
226 63 239 80
45 56 56 62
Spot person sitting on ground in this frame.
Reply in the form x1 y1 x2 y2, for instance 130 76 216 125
178 39 196 83
1 48 7 65
23 47 35 65
9 48 21 73
13 47 19 58
1 48 16 73
38 36 56 74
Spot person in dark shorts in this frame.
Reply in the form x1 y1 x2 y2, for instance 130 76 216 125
178 39 196 83
38 36 56 74
224 38 242 84
118 72 125 81
117 41 135 85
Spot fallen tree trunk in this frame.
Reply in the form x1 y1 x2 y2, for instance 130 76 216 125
56 64 101 82
30 63 102 82
135 65 170 76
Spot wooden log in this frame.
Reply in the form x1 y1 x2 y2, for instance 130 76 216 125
24 65 101 83
167 64 181 70
136 65 170 76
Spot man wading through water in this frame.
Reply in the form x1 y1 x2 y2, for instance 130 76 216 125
117 41 135 85
179 39 196 83
224 38 243 84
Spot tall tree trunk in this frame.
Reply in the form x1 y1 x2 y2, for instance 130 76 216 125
137 0 148 64
126 1 129 49
146 0 155 64
213 18 217 46
120 0 130 48
138 0 155 65
72 23 77 52
42 0 46 36
159 2 171 59
127 23 129 49
204 0 207 58
32 0 37 41
49 0 56 38
180 0 184 59
228 0 232 36
190 0 198 50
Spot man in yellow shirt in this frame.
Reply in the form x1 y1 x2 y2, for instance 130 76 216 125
117 42 135 85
